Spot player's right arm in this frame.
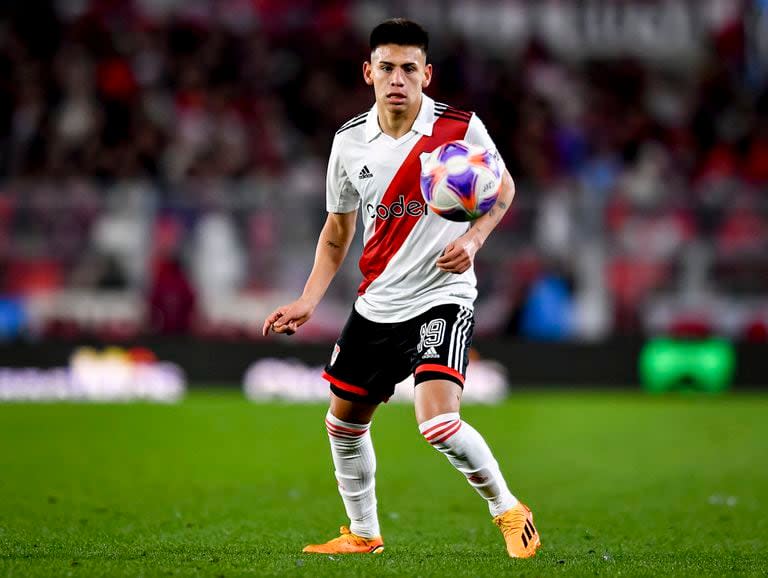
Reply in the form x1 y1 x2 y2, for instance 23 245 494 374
263 130 360 336
262 210 357 336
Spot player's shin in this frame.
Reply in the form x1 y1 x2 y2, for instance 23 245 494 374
325 411 380 538
419 412 518 517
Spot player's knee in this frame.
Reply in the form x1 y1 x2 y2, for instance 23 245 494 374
325 410 371 446
418 411 462 446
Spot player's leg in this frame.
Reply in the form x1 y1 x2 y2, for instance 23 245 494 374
303 392 384 554
325 393 381 539
303 393 383 554
304 308 398 554
415 378 540 558
411 304 540 557
415 378 519 519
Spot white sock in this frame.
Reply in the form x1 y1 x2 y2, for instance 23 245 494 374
325 410 380 538
419 412 518 517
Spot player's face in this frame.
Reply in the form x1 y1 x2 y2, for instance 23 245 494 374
364 44 432 113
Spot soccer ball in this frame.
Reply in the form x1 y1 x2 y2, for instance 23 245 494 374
419 140 502 222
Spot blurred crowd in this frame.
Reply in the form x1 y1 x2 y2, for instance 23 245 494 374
0 0 767 342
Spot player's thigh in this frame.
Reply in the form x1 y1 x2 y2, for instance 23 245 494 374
414 379 462 423
410 303 474 423
329 391 380 424
324 307 411 406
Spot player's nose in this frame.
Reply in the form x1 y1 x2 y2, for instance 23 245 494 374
390 68 405 86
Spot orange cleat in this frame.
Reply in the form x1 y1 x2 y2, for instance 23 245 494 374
302 526 384 555
493 502 541 558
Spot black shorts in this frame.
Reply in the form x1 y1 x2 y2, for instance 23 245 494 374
322 303 474 404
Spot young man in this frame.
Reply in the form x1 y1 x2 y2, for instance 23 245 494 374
262 18 540 558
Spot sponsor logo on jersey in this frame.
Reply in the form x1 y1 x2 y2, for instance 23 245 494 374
330 343 341 366
365 194 429 220
358 165 374 179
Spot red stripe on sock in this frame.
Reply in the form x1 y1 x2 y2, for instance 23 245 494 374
425 420 460 442
327 431 356 440
421 419 457 437
431 421 462 444
325 419 368 436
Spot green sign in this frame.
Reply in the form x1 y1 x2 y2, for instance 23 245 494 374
639 339 735 392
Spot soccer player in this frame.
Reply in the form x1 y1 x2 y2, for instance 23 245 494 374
262 18 540 558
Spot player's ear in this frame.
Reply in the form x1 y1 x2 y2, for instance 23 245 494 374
363 61 374 86
422 62 432 89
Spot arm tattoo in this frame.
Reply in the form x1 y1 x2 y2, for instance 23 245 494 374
487 200 507 221
325 240 342 249
471 198 509 228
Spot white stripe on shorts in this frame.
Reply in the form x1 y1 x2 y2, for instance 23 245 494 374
447 307 466 370
448 306 472 371
457 311 473 372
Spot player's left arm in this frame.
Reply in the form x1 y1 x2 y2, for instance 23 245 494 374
436 168 515 274
437 112 514 274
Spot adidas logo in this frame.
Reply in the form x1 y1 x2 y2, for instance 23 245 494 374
358 165 373 179
422 346 440 359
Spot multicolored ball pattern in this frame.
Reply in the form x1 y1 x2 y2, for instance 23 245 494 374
419 140 502 222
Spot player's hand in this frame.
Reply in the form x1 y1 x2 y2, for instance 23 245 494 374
436 231 482 274
262 298 316 336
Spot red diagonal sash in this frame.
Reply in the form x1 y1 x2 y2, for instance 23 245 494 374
358 115 470 295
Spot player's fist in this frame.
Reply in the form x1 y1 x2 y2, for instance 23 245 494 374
436 232 481 274
262 298 315 337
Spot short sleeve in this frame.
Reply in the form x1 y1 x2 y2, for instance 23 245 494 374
326 135 360 213
465 114 507 173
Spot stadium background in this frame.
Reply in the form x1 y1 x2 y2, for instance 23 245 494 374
1 0 767 386
1 1 767 576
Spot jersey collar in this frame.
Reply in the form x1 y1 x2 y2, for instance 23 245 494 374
364 94 436 143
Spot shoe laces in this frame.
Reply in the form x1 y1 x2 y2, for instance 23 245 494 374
337 526 368 544
494 510 525 536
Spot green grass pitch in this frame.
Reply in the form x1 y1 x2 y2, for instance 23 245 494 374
1 390 766 577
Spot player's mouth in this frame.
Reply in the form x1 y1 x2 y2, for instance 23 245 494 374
386 92 407 104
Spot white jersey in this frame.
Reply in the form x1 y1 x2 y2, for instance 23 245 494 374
326 94 506 323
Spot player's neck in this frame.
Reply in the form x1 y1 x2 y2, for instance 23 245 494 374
376 97 422 139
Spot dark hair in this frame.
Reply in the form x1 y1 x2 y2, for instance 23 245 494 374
369 18 429 55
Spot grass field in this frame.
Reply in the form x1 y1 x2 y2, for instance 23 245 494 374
0 390 766 577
